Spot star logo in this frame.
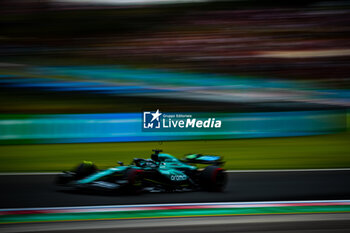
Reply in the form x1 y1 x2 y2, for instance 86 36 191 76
143 109 163 129
151 109 162 122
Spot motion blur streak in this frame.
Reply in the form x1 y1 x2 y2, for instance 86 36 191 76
1 0 350 232
1 200 350 224
0 111 346 144
1 215 350 233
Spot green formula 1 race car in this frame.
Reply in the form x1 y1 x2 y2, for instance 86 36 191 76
56 149 227 194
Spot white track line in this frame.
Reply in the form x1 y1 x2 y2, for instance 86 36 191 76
0 172 60 175
1 168 350 175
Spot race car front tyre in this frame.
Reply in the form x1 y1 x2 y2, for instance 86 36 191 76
56 172 75 185
200 166 227 192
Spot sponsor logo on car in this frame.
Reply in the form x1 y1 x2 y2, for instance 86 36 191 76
170 174 187 181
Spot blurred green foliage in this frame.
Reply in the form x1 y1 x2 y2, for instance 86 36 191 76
0 132 349 172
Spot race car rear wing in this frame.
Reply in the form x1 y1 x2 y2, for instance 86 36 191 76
182 154 224 166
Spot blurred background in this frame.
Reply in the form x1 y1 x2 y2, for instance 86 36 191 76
0 0 349 170
1 1 350 232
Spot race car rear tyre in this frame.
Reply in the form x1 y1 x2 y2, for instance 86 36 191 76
126 168 144 194
74 162 98 179
200 166 227 192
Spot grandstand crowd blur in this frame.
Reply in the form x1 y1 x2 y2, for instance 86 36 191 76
1 0 350 113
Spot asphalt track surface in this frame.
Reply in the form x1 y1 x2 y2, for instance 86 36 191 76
1 170 350 208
